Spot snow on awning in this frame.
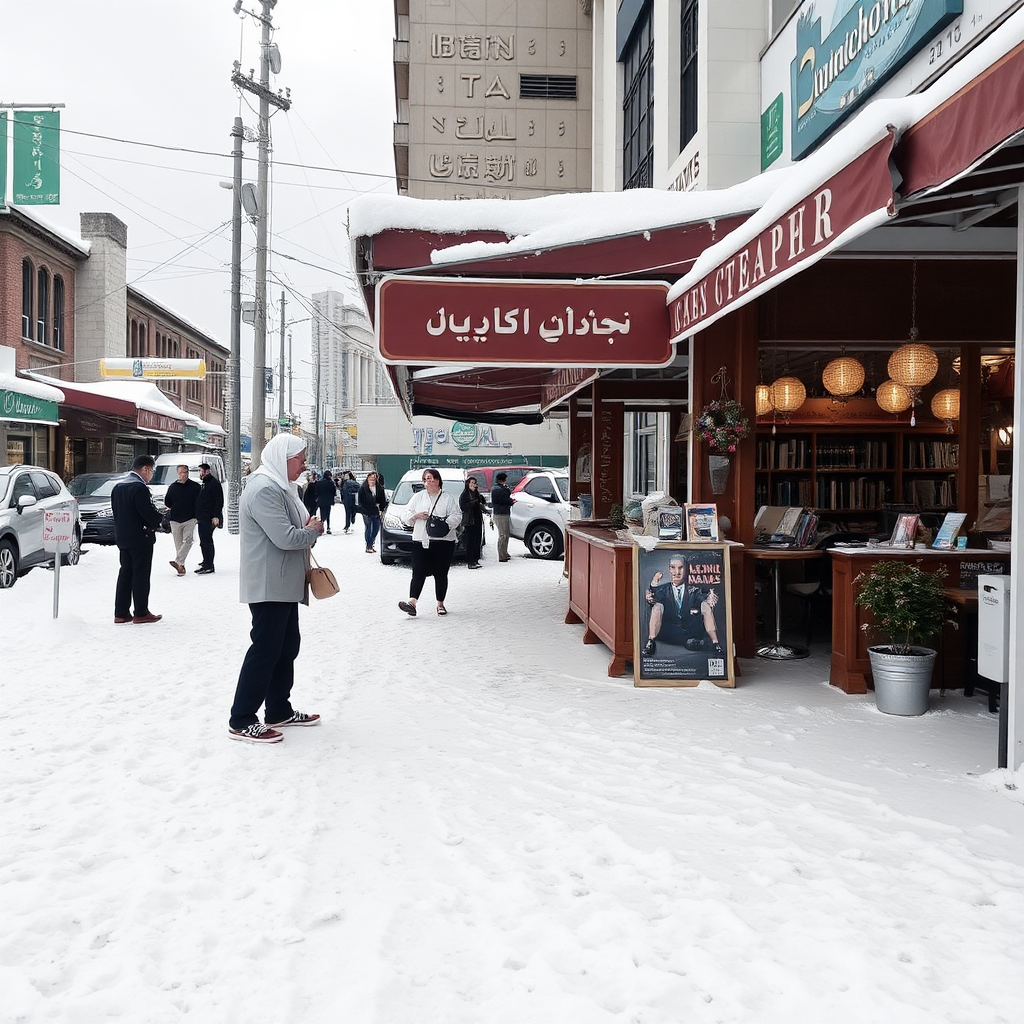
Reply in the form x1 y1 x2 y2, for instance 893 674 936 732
0 372 64 426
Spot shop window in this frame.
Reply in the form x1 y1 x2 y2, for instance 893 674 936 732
209 359 225 411
631 412 659 495
186 347 202 403
36 268 50 344
21 259 33 338
53 276 65 351
622 1 654 190
139 323 147 356
680 0 698 151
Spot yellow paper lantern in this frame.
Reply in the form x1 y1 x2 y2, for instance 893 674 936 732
755 383 774 416
888 343 938 390
876 379 912 414
930 387 960 422
769 375 806 414
822 355 865 397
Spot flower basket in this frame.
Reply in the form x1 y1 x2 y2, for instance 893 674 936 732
694 399 750 456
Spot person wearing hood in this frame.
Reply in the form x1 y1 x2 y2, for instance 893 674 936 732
228 434 325 744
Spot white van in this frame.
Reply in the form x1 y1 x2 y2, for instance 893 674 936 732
378 466 468 565
149 453 226 511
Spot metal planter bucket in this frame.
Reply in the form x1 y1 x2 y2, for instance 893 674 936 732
867 646 937 716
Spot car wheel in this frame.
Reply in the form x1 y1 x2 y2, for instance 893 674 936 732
526 523 563 560
380 553 396 565
62 527 82 566
0 539 17 588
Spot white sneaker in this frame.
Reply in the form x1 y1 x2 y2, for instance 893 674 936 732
229 723 283 744
265 711 321 727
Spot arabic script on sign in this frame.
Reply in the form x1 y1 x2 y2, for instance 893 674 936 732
425 307 633 344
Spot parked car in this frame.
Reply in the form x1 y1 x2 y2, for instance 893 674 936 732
509 470 571 559
68 472 131 545
466 465 545 493
379 467 468 565
148 452 226 512
0 464 83 588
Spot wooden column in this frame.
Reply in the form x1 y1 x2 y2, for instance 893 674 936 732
590 376 623 520
958 346 981 527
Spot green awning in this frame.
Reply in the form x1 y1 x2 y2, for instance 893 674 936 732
0 388 60 426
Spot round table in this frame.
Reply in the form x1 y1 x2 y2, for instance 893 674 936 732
745 547 824 660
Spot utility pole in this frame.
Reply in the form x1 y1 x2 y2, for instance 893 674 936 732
226 116 244 534
277 289 286 434
231 0 290 469
287 330 293 423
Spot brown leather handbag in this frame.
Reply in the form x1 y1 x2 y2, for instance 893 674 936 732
307 550 339 599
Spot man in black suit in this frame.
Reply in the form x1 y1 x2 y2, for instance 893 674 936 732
641 554 720 656
111 454 165 624
195 462 224 575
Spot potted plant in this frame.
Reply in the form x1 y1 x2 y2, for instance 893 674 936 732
854 560 949 716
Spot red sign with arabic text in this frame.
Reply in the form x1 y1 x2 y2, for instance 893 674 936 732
376 277 672 367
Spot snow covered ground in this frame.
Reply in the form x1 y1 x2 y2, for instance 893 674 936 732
2 526 1022 1023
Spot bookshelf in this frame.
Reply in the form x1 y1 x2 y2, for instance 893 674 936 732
755 428 959 527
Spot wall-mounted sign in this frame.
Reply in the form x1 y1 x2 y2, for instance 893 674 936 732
0 389 58 425
376 277 672 367
761 93 784 170
790 0 962 158
184 424 224 446
540 367 600 413
100 358 206 380
137 409 185 435
12 110 60 205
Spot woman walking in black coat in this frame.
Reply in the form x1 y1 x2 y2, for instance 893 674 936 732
459 475 488 569
358 471 388 552
315 470 337 533
302 471 319 517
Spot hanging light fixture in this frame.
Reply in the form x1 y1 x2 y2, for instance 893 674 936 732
822 349 865 401
930 388 960 432
755 383 774 416
876 379 912 414
769 375 806 419
887 260 937 426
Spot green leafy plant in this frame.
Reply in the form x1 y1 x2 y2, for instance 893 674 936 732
854 560 949 655
609 503 626 529
694 399 750 454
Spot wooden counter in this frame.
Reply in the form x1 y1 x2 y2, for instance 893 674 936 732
829 548 1010 693
565 522 635 676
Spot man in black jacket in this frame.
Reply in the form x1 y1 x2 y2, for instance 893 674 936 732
111 454 165 623
195 463 224 575
490 472 513 563
163 463 201 576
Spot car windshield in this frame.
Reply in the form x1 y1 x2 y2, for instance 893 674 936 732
390 480 463 505
150 464 189 486
69 474 125 497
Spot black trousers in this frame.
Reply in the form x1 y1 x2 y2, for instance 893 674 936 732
198 521 216 569
230 602 301 729
409 541 455 602
464 518 483 564
114 541 155 618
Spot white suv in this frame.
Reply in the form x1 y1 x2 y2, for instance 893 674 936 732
509 471 570 559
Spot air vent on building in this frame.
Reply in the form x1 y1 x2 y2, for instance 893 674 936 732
519 75 578 100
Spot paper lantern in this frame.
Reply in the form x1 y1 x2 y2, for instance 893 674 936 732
930 387 960 423
876 379 912 414
822 355 865 397
755 383 774 416
888 343 938 390
769 375 806 414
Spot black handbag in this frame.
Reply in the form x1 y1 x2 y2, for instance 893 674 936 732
424 495 449 538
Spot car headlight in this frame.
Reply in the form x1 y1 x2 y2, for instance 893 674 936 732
383 512 407 530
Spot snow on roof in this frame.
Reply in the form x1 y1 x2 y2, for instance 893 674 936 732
349 8 1023 277
0 373 65 402
1 206 91 257
22 373 201 423
129 284 227 353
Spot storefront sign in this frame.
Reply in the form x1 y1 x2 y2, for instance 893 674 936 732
669 132 896 342
412 423 507 455
0 389 58 425
761 94 784 170
42 509 74 550
632 544 735 687
184 424 224 446
377 277 672 367
137 409 184 435
790 0 962 158
99 358 207 380
540 367 600 414
12 110 60 205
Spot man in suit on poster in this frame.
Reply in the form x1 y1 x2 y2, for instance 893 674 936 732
642 554 721 656
111 454 166 624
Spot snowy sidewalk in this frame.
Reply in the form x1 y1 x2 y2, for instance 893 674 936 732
2 529 1022 1024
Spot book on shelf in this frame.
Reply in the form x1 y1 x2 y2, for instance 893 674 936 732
931 511 967 549
684 503 719 542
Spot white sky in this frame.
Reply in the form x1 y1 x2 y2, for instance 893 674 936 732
1 0 397 424
4 531 1024 1022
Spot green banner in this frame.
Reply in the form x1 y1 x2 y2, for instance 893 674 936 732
13 110 60 205
1 389 59 424
0 113 7 206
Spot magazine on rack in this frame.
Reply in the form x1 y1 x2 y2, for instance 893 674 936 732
931 511 967 549
684 503 719 542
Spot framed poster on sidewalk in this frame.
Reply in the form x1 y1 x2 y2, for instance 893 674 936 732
632 542 735 688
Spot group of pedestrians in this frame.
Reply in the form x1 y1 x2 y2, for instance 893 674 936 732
112 456 224 626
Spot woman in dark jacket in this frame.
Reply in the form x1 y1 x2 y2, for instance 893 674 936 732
302 471 319 517
315 471 337 533
458 475 488 569
358 471 388 553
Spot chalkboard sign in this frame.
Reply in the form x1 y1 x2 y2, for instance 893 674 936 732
633 543 734 687
959 560 1008 590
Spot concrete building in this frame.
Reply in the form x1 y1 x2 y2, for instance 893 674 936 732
393 0 594 198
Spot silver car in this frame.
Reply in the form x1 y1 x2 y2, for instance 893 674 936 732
509 471 571 559
0 464 83 588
